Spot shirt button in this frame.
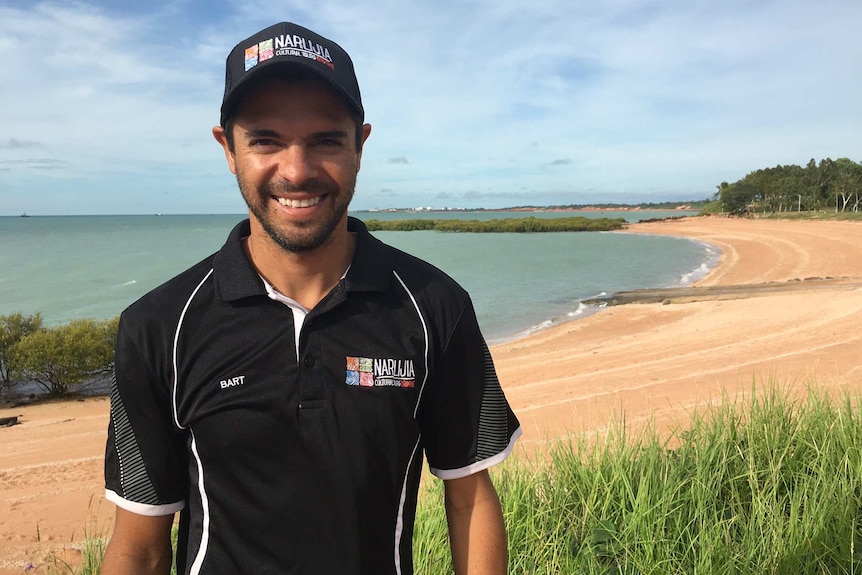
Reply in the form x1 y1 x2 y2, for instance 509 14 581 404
303 356 315 367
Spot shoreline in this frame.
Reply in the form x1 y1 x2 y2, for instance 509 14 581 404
2 216 862 571
493 216 862 442
487 228 720 346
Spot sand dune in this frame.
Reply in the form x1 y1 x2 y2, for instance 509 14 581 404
2 216 861 572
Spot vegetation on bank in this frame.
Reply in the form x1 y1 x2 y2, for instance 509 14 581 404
711 157 862 216
38 385 862 574
363 216 627 232
0 312 42 388
757 210 862 222
0 313 116 397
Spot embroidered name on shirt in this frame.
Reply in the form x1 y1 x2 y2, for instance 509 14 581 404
346 357 415 388
219 375 246 389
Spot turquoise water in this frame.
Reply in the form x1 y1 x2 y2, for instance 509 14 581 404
0 211 715 342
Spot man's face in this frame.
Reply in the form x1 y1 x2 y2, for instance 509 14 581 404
215 75 371 254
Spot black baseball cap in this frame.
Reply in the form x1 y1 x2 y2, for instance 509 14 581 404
220 22 364 127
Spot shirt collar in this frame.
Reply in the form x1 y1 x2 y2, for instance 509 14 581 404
213 216 393 302
344 216 395 293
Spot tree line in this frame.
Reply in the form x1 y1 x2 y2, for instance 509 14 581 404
0 313 117 398
714 157 862 215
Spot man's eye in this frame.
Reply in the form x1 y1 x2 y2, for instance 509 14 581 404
250 139 278 147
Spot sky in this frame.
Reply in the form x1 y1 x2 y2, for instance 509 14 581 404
1 0 860 215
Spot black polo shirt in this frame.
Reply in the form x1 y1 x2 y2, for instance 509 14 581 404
105 217 521 575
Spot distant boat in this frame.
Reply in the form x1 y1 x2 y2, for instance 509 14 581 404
20 212 30 217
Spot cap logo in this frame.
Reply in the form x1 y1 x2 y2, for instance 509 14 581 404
243 34 335 73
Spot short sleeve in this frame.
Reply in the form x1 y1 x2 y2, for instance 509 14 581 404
104 314 188 516
419 300 521 480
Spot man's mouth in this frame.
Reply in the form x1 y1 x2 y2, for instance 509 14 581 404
276 196 323 208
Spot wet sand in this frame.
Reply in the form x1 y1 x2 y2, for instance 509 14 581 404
2 216 861 571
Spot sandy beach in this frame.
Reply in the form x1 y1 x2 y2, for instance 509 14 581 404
2 216 861 572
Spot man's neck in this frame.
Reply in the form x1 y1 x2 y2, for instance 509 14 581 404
243 220 356 310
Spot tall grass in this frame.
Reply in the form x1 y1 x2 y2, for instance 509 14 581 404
48 386 862 574
416 386 862 574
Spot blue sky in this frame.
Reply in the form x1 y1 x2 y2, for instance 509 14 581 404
1 0 860 215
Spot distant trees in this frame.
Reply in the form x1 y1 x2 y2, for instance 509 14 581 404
715 158 862 215
2 315 117 397
832 158 862 212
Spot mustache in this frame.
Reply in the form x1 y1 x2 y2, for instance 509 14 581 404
263 178 338 196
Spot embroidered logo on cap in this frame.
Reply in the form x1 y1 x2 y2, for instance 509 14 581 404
243 34 335 73
346 356 415 388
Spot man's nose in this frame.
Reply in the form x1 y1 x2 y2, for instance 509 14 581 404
277 145 318 185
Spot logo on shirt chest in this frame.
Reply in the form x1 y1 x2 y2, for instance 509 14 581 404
345 356 415 388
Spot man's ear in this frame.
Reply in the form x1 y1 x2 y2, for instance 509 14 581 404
356 123 372 173
212 126 237 175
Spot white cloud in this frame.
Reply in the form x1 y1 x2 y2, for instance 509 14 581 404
1 0 860 213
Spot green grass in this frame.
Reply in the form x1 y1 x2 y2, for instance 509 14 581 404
415 386 862 574
45 385 862 574
757 210 862 221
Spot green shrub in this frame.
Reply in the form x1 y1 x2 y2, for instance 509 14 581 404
698 200 724 215
10 317 118 396
0 312 43 396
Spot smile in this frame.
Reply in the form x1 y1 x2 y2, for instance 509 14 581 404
277 196 323 208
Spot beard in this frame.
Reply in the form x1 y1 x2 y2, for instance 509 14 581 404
237 173 356 254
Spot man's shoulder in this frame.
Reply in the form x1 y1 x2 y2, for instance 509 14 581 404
121 252 219 328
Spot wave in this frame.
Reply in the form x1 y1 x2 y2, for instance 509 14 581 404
488 300 608 345
677 241 720 286
679 262 711 286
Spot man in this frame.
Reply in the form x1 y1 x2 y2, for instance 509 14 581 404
102 21 520 575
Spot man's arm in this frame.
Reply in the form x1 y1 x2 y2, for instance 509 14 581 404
444 469 508 575
101 508 175 575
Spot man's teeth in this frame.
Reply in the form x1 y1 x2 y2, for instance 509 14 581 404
277 196 322 208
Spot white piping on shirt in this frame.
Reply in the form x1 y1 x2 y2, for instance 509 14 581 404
188 430 211 575
104 489 185 516
430 426 523 480
391 271 430 575
172 269 214 430
392 271 430 419
169 270 214 572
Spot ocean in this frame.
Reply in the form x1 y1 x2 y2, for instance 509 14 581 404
0 211 716 343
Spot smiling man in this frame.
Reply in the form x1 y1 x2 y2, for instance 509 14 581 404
102 22 520 575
